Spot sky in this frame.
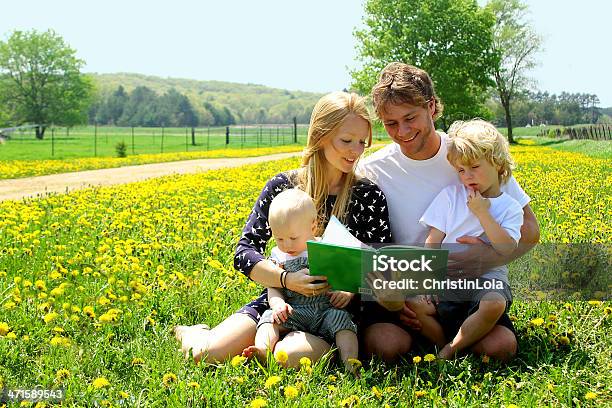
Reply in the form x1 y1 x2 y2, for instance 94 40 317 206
2 0 611 106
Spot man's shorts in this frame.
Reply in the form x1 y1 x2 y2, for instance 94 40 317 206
258 303 357 345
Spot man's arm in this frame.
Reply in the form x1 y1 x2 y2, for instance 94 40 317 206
448 204 540 277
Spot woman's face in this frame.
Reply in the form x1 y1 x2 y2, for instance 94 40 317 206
321 114 369 174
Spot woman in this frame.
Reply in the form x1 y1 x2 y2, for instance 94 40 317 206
175 91 392 367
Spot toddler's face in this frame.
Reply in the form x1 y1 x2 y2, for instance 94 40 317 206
271 217 316 257
453 158 500 196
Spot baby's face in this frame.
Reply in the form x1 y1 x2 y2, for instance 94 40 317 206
271 217 316 257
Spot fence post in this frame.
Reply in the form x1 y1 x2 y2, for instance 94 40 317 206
226 126 230 146
191 127 196 146
293 117 297 143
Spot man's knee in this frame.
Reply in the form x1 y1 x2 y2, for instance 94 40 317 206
362 323 412 362
471 325 517 361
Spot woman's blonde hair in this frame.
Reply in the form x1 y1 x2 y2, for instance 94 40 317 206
447 119 514 184
297 91 372 234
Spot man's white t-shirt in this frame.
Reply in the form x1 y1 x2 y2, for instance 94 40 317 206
419 184 524 283
357 132 530 245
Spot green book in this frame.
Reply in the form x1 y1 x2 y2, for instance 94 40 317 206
307 217 448 294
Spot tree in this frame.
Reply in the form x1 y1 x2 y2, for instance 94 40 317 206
0 29 93 139
352 0 497 128
487 0 542 143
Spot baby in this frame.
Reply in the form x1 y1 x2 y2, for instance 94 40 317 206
411 119 524 359
242 188 358 371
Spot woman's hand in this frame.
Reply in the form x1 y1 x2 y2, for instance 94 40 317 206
328 291 354 309
284 268 330 297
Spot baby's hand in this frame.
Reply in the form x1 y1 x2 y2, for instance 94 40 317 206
467 189 490 216
328 291 354 309
272 302 293 324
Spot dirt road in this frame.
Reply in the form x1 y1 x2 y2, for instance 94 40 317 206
0 151 301 202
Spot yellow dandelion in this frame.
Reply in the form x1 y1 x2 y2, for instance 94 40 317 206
162 373 177 387
275 350 288 364
415 390 427 398
55 369 70 382
6 332 16 340
604 307 612 316
284 385 299 399
371 386 383 399
264 375 282 389
230 355 246 367
424 354 436 362
119 391 129 399
507 404 519 408
131 358 145 366
587 300 602 307
347 358 362 369
49 336 71 347
338 395 360 407
413 356 422 364
187 381 200 389
328 374 337 382
585 391 597 400
530 317 545 327
43 312 59 324
563 303 574 311
299 356 311 366
558 336 570 346
250 398 267 408
0 322 9 336
92 377 110 389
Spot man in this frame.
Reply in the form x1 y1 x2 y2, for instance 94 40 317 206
358 62 540 361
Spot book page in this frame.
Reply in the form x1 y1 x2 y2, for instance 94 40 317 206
320 216 373 250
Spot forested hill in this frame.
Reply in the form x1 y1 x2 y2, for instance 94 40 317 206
88 72 324 126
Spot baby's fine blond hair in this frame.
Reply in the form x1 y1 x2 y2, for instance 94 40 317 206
447 119 514 184
268 188 317 230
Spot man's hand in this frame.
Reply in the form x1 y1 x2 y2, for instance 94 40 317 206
447 235 491 278
328 291 354 309
271 301 293 324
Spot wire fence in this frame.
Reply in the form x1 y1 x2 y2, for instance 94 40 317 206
0 124 389 160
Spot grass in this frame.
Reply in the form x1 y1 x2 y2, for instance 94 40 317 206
0 142 610 406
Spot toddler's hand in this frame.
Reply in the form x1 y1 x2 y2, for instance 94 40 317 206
328 291 354 309
467 188 490 216
272 302 293 324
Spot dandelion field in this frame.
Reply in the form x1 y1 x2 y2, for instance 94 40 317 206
0 143 610 407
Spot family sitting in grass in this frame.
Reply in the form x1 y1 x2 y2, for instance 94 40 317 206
175 62 540 371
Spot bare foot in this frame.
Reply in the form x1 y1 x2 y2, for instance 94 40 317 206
437 343 456 360
174 324 211 363
242 345 266 361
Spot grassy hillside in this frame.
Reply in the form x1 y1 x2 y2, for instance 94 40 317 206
88 73 324 124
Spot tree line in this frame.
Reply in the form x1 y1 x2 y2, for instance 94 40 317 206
490 91 606 127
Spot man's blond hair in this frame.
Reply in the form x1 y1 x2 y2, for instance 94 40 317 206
268 188 317 230
447 119 514 184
